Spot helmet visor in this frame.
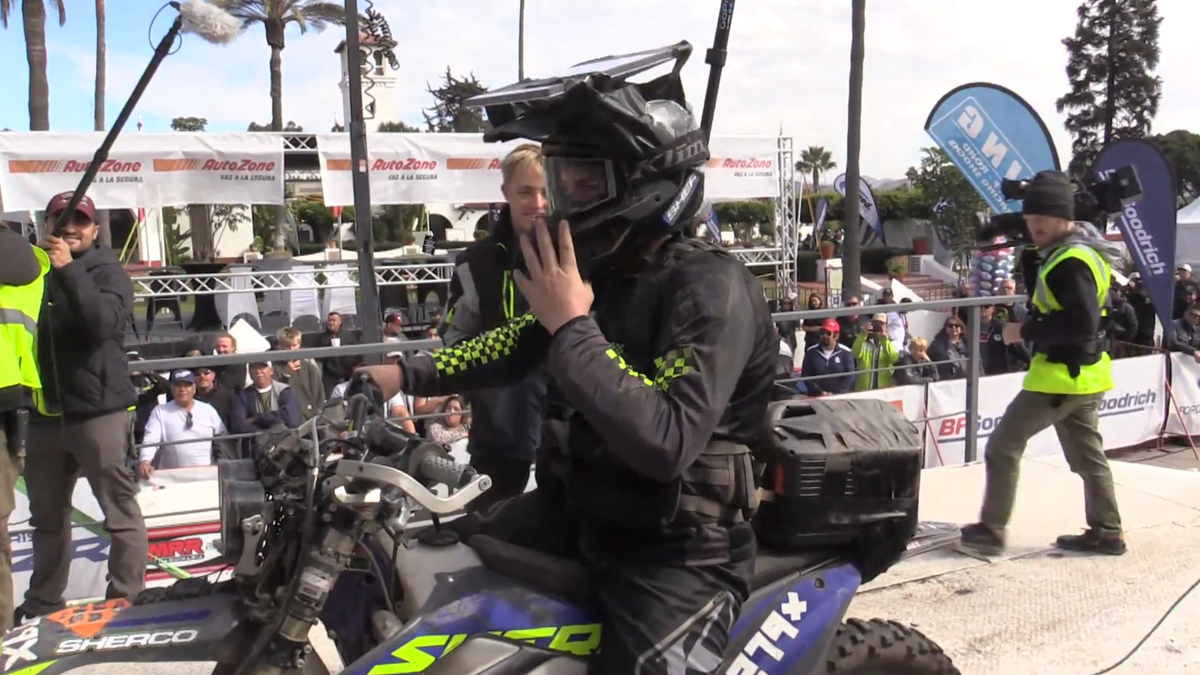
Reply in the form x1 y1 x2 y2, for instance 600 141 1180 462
543 157 618 219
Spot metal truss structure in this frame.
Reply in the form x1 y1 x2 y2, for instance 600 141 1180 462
774 137 797 297
133 263 454 298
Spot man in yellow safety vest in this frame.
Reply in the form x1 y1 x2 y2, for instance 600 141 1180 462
0 222 51 631
960 171 1127 557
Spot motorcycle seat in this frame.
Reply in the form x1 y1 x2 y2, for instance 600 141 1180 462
750 549 842 592
469 535 596 606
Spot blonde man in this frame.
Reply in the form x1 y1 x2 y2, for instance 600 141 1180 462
436 143 547 510
273 327 326 421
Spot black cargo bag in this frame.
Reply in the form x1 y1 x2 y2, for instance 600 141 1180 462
753 398 922 566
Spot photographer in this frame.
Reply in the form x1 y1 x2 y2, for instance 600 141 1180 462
960 172 1126 558
0 223 51 631
18 193 148 622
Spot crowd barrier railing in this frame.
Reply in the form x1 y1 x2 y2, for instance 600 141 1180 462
33 294 1200 605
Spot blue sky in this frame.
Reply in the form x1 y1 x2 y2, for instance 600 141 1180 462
1 0 1197 177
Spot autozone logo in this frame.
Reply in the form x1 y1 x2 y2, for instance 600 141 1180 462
55 629 199 654
446 158 501 171
7 159 142 173
148 537 208 563
372 158 437 172
706 158 773 170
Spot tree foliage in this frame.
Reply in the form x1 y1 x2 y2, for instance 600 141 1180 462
378 120 420 132
1154 129 1200 204
1056 0 1163 173
910 147 985 270
795 146 836 191
170 116 208 132
423 68 488 133
249 120 303 132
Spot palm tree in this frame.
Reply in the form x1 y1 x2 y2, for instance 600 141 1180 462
794 146 836 193
217 0 345 251
0 0 67 131
842 0 867 300
94 0 112 248
518 0 526 80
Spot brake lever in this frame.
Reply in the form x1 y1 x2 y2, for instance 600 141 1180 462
333 460 492 515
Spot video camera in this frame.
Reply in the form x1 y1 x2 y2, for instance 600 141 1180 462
974 165 1144 249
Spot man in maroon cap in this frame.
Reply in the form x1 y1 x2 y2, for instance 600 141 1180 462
15 191 147 624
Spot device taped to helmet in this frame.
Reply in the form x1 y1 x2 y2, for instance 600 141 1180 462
465 42 710 276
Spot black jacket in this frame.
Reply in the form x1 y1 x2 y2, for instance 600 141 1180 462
1019 258 1106 367
978 318 1030 375
1171 319 1200 355
1126 291 1156 344
0 227 40 287
36 246 137 418
1108 300 1139 344
893 354 939 385
443 207 545 462
928 332 971 381
403 237 776 565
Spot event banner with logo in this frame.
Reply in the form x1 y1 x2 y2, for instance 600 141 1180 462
1094 139 1178 335
1165 353 1200 436
924 83 1061 213
315 133 781 206
923 355 1165 465
0 133 285 211
832 173 884 244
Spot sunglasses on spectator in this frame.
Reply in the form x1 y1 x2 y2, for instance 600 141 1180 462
184 411 194 431
948 323 964 330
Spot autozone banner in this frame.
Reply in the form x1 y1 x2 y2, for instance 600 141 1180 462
1165 353 1200 436
0 132 285 210
924 354 1166 466
315 133 782 206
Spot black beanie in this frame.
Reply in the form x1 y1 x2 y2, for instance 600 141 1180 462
1022 171 1075 221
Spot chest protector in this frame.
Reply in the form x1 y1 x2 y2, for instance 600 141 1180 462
541 238 758 531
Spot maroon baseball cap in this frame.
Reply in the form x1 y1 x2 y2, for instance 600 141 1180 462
45 192 96 222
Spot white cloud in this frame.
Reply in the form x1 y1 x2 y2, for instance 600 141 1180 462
55 0 1200 178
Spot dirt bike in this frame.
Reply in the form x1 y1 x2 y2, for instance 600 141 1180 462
0 380 962 675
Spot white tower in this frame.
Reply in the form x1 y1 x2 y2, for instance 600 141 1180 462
335 33 400 130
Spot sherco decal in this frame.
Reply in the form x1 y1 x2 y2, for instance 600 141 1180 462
367 623 602 674
2 619 40 671
55 629 200 654
46 599 131 638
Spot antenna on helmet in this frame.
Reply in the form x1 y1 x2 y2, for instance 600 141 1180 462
52 0 240 234
698 0 736 142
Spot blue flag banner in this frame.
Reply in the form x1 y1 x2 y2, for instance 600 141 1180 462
702 205 721 242
832 173 885 244
813 197 830 239
1094 139 1178 335
924 83 1061 213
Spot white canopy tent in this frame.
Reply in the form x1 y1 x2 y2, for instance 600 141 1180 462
1175 198 1200 265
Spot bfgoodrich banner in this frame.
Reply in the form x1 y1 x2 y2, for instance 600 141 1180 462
1094 139 1179 337
1165 353 1200 436
924 83 1060 213
924 355 1165 465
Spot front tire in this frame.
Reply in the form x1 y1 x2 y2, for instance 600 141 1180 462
822 618 961 674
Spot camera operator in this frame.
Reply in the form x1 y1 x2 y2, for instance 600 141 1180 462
17 193 148 622
0 222 51 631
960 171 1126 558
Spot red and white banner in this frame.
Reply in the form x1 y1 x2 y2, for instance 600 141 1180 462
0 132 285 210
315 133 782 206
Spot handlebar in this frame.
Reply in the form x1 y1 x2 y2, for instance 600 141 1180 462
332 456 491 515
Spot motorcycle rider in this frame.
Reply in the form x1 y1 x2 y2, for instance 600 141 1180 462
359 62 776 674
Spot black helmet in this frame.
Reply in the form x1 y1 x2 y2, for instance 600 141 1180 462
467 43 708 274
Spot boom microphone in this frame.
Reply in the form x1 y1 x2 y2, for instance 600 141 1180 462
51 0 240 233
175 0 242 44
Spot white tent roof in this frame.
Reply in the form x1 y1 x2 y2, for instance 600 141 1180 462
1180 198 1200 226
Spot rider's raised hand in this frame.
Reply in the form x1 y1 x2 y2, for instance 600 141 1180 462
354 364 404 400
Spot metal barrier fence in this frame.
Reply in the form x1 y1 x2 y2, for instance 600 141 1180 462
136 295 1019 463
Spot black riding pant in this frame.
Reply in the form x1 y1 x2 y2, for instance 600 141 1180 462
450 489 752 675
